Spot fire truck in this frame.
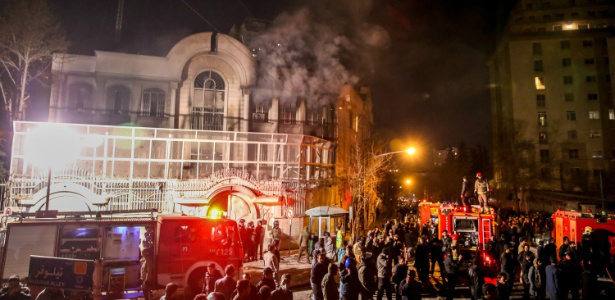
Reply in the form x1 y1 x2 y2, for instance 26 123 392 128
0 210 243 296
419 201 494 251
418 201 498 279
552 209 615 258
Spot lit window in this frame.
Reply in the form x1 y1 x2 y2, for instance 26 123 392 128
563 24 576 30
564 93 574 102
563 76 573 84
587 93 598 100
566 111 576 121
535 77 546 89
539 132 548 144
590 130 602 138
568 130 577 139
589 111 600 119
538 111 547 126
568 149 579 159
609 109 614 120
592 150 603 159
536 94 546 107
192 71 226 130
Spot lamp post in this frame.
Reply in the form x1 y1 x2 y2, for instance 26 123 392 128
24 124 103 212
376 147 417 157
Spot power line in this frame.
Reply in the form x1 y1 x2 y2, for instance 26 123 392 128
234 0 255 18
180 0 220 32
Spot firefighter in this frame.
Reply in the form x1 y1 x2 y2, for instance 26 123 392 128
474 172 490 211
270 220 282 248
246 221 255 262
256 220 265 260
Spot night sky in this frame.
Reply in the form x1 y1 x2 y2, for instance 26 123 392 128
36 0 516 149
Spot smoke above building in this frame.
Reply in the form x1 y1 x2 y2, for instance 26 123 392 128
248 0 390 107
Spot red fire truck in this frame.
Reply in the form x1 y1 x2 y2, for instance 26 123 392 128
419 201 498 279
552 209 615 259
419 201 494 251
0 211 243 296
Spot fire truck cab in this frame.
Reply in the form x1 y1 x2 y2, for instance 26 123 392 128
552 209 615 259
0 212 243 296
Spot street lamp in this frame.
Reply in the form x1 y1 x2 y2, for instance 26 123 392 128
405 178 412 185
376 147 418 157
24 124 103 211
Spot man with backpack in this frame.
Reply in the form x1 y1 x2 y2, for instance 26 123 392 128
474 172 490 211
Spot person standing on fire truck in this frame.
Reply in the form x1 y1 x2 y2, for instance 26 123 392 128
460 176 472 207
474 172 490 211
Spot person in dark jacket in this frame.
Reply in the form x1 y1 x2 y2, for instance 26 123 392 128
520 252 533 300
321 264 339 300
414 237 430 283
204 263 223 294
496 272 510 300
358 253 376 300
542 238 557 263
271 274 292 300
500 246 516 289
545 257 560 300
214 264 237 300
468 258 484 300
429 237 445 279
256 267 277 292
0 276 31 300
580 264 596 300
558 237 570 261
376 248 393 300
392 257 408 300
558 252 580 300
311 252 329 300
443 250 462 300
398 270 421 300
340 264 360 300
460 176 472 207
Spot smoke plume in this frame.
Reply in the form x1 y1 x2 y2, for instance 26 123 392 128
249 0 390 107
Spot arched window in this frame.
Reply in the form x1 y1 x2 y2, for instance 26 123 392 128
141 88 165 117
107 85 131 115
67 83 93 111
192 71 225 130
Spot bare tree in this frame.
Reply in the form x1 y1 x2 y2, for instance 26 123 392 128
0 0 67 125
346 137 391 238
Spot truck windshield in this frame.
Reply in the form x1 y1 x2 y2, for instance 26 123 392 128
454 218 478 231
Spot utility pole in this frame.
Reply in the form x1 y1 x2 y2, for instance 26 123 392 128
115 0 125 44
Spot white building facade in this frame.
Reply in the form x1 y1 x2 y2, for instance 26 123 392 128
7 32 336 235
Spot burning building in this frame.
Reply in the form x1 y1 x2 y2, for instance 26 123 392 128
6 32 373 239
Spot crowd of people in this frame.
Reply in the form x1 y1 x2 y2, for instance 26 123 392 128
306 209 612 300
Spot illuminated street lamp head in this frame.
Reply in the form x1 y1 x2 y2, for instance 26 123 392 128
405 179 412 185
406 147 417 155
